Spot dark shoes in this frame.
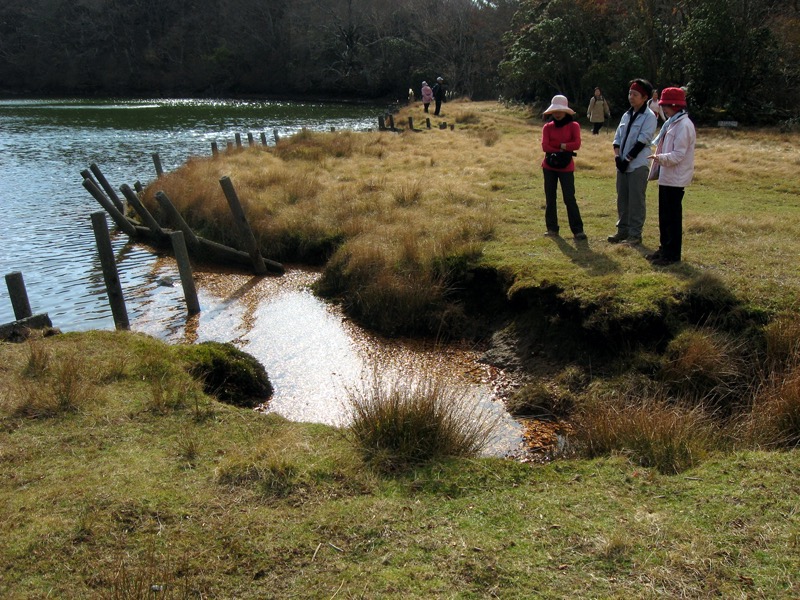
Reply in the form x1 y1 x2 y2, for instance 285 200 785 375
573 232 588 241
544 230 560 237
607 233 627 243
645 250 662 261
651 257 680 266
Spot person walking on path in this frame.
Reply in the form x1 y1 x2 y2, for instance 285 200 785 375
421 81 433 113
540 95 586 240
648 90 666 123
646 87 696 266
608 78 658 246
587 87 611 135
432 77 447 116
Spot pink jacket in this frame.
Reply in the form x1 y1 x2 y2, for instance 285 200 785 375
421 85 433 103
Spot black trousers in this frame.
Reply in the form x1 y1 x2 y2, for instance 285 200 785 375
434 99 442 115
592 122 603 135
658 185 685 260
543 168 584 234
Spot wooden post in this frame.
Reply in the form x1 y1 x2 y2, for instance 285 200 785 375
439 122 447 129
408 117 414 130
80 168 99 188
330 126 335 132
218 176 267 275
211 141 219 157
90 212 129 330
426 118 431 129
450 124 455 131
5 271 32 320
89 163 125 213
378 116 386 130
134 181 144 194
235 133 242 148
170 231 201 315
120 184 165 238
260 132 268 145
273 129 280 143
154 191 200 250
388 114 395 130
247 132 255 146
152 153 163 177
83 178 138 237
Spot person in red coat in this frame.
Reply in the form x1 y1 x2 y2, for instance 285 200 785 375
541 95 586 240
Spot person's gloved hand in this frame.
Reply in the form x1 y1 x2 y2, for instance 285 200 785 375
616 157 630 172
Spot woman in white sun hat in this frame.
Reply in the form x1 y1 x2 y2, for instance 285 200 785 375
540 94 586 240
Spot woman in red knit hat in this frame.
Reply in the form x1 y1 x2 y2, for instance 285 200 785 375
646 86 696 266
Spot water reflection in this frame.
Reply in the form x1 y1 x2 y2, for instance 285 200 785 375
129 262 524 456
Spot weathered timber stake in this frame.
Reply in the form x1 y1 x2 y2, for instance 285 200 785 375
90 163 125 213
273 129 280 143
152 153 163 177
260 132 268 145
388 114 395 129
80 168 99 188
247 132 255 146
120 184 166 238
330 126 335 132
134 181 144 194
90 211 129 330
5 271 32 320
211 141 219 157
235 133 242 148
439 122 447 129
0 314 53 341
378 116 386 130
450 124 455 131
170 231 201 314
83 179 138 237
154 191 200 250
408 117 414 130
426 118 431 129
196 238 284 275
218 176 268 275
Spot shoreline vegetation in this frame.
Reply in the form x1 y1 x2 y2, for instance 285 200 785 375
2 100 799 597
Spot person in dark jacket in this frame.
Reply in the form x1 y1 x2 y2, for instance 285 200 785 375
540 95 586 240
432 77 447 116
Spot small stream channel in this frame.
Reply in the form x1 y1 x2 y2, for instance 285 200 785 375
128 251 526 457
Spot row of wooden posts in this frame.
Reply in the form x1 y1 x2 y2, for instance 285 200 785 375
2 116 452 337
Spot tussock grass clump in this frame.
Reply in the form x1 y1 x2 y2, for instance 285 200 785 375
347 371 499 472
742 366 800 448
763 313 800 370
7 350 98 418
571 395 720 474
506 381 574 417
659 327 750 408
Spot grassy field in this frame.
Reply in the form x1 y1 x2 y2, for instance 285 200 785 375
2 101 799 597
140 100 800 341
1 331 799 598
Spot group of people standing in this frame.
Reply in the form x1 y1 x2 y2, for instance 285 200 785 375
540 79 696 266
420 77 447 116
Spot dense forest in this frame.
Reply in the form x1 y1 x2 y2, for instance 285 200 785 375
1 0 798 122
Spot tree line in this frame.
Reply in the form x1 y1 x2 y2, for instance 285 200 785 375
1 0 797 122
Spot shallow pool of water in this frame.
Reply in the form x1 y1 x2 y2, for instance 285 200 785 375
128 256 524 456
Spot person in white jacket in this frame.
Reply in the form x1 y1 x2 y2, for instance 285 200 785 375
646 87 696 266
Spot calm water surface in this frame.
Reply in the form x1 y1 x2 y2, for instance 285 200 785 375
0 98 523 454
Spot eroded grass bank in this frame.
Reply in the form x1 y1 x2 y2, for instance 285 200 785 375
1 332 799 598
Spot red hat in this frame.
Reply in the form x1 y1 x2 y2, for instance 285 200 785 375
658 87 687 108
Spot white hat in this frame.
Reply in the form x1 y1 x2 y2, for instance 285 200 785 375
422 81 428 86
543 95 575 115
437 76 444 82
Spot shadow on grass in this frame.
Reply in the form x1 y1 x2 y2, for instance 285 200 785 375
551 236 621 276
